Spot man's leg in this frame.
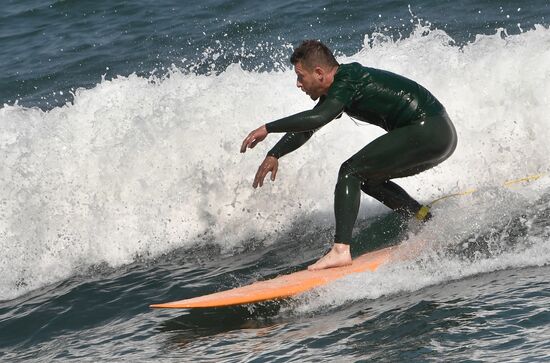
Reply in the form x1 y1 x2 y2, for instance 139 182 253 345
308 114 456 270
361 180 435 221
307 170 360 270
361 180 421 216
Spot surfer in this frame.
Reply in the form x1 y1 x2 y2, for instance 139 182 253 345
241 40 457 271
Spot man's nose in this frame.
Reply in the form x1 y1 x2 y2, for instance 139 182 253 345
296 80 302 88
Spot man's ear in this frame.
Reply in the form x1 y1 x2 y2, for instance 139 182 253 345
314 66 324 80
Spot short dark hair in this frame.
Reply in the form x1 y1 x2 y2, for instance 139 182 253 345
290 40 339 69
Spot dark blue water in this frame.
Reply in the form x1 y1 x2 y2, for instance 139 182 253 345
1 0 550 361
2 0 548 108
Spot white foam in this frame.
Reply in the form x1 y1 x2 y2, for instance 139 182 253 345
1 24 550 299
289 187 550 313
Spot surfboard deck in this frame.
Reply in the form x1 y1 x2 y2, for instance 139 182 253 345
150 245 395 309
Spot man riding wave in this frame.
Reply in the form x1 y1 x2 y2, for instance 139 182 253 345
241 40 457 270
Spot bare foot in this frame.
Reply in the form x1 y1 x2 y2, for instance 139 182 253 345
308 243 352 271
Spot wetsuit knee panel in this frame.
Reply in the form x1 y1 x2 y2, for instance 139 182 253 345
338 160 356 179
335 162 362 194
336 171 360 188
431 124 458 161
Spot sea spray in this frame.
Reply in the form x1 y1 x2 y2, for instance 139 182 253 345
1 24 550 300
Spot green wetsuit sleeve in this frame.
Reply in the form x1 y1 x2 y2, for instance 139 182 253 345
266 130 316 159
265 97 345 133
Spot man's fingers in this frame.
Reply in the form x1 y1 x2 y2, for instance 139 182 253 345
242 126 268 153
252 156 277 188
253 166 262 188
253 164 271 188
271 164 278 181
253 170 264 188
240 134 253 153
258 167 268 187
241 133 260 152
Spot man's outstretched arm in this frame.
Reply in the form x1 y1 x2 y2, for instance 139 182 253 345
240 96 342 153
240 97 344 187
267 130 316 159
265 97 345 133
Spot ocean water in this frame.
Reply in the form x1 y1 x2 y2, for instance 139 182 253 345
1 0 550 361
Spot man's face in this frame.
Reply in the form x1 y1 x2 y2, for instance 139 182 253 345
294 61 323 100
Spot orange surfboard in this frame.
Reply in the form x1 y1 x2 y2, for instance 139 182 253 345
150 245 396 309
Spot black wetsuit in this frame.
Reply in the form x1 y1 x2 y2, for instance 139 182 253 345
266 63 457 243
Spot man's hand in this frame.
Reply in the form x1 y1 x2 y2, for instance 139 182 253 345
240 125 268 153
253 156 278 188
